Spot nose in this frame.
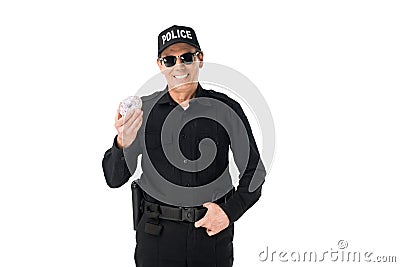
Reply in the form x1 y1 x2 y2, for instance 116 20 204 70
176 56 183 64
173 57 186 70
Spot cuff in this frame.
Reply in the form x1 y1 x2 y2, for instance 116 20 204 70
219 198 244 225
111 135 125 161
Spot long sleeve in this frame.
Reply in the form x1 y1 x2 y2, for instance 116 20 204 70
102 135 142 188
219 101 266 224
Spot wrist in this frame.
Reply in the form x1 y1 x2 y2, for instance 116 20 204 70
117 135 124 149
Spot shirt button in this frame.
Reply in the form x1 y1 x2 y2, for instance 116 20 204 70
183 159 188 164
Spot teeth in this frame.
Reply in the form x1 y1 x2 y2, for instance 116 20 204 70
174 74 188 79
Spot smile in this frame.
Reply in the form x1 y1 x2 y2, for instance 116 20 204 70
173 74 189 79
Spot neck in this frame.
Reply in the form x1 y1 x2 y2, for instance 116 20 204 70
168 82 198 104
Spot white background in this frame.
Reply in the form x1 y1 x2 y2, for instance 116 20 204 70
0 1 399 266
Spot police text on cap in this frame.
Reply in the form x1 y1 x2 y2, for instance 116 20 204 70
162 29 193 45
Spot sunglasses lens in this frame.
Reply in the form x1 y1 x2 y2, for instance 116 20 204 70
161 52 198 67
162 56 176 67
181 53 194 64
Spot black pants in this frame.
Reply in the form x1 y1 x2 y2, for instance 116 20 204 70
134 213 234 267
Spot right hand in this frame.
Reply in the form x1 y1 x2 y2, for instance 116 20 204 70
114 104 143 148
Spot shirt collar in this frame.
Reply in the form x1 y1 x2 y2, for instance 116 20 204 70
157 83 212 106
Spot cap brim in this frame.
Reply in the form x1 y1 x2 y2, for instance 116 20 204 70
158 40 201 56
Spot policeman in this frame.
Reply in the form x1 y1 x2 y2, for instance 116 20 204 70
102 25 266 267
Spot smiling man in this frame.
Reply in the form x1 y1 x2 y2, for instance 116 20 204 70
157 42 202 109
102 25 266 267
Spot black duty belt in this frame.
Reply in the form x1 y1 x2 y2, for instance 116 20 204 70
142 189 235 223
143 200 207 223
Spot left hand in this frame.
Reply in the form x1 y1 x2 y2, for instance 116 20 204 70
194 202 230 236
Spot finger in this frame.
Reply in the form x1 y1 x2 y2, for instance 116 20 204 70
115 117 124 129
116 103 122 120
115 105 123 126
121 110 142 136
124 109 142 128
194 218 205 228
125 110 143 131
131 109 143 122
124 114 142 138
117 110 135 130
132 114 143 132
194 215 208 228
203 202 213 208
115 108 126 128
196 212 214 229
206 228 217 236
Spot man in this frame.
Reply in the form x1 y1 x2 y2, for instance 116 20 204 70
102 25 266 267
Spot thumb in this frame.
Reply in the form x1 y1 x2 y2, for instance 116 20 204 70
116 103 122 120
194 215 207 228
203 202 212 208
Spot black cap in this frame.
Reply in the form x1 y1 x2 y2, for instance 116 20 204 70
158 25 201 56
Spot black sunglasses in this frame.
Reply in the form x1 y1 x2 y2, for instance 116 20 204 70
159 51 201 67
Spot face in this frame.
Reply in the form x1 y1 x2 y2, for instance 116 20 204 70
157 42 204 91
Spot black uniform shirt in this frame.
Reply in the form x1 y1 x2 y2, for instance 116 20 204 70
102 84 266 223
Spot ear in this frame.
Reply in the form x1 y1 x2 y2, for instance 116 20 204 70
198 52 204 68
157 58 164 71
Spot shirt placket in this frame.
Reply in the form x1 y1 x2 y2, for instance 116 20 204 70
181 107 196 187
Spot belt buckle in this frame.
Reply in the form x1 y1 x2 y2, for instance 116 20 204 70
180 207 194 222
